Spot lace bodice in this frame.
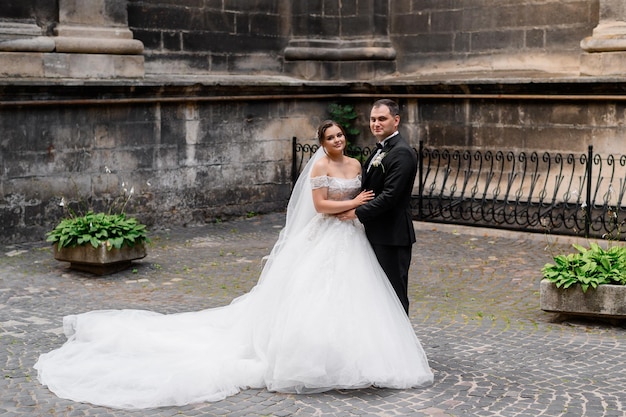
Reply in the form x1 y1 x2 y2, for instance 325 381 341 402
310 175 362 201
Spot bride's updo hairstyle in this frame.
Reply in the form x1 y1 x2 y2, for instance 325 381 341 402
317 120 346 145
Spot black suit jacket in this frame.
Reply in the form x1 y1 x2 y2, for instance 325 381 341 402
355 133 417 246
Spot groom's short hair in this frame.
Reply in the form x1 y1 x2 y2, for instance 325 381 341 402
373 99 400 117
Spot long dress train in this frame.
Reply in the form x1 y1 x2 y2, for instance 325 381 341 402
34 153 434 409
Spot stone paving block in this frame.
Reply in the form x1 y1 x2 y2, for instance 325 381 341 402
1 214 626 416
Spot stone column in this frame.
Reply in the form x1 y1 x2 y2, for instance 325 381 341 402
580 0 626 75
49 0 144 78
0 20 55 77
0 0 144 78
283 0 396 80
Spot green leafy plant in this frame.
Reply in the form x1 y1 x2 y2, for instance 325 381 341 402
47 169 149 251
542 243 626 292
327 103 360 143
47 211 149 250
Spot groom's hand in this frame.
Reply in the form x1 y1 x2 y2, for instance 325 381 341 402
337 209 357 221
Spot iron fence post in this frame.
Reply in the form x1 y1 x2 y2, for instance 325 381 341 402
585 144 593 238
418 140 424 221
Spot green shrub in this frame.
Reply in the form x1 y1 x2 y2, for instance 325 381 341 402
542 243 626 292
47 211 149 250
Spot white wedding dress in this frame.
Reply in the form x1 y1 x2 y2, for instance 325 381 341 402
35 150 434 409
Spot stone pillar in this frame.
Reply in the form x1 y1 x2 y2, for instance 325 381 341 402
0 21 55 77
0 0 144 78
580 0 626 75
283 0 396 80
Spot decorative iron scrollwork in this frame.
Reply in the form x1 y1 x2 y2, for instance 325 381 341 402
293 139 625 239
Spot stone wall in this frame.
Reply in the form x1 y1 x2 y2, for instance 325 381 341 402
0 83 331 244
121 0 599 77
0 0 604 78
414 93 626 157
4 0 626 245
128 0 290 75
3 81 626 244
390 0 598 75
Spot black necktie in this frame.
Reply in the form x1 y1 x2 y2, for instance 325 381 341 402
376 142 383 150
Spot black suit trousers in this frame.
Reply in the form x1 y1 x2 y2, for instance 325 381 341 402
371 243 412 314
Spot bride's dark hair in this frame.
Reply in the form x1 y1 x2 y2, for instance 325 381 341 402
317 120 346 144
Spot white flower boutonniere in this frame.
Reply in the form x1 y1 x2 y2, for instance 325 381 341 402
372 152 387 172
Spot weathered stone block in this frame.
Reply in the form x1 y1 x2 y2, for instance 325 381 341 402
2 1 56 25
471 30 525 51
526 29 545 48
204 10 236 33
225 0 279 12
393 33 453 54
43 53 144 78
580 51 626 76
540 279 626 318
128 3 195 31
0 52 45 77
392 13 429 36
431 10 462 33
53 242 147 275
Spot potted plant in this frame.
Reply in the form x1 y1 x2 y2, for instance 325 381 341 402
46 181 149 275
540 242 626 318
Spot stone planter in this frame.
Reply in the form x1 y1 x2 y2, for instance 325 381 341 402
540 279 626 318
53 242 147 275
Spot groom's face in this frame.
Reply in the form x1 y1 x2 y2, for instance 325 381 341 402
370 105 400 142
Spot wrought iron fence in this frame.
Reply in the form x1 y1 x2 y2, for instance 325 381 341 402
291 137 626 239
291 139 375 184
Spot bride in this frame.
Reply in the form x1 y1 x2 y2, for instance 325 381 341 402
34 120 434 409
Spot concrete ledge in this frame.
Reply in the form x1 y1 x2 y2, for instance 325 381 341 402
540 279 626 318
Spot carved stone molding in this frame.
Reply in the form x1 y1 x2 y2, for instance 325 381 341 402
0 0 144 78
283 0 396 80
581 21 626 52
0 21 54 52
580 0 626 75
284 39 396 61
53 0 143 58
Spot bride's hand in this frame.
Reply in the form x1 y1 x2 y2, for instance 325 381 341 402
353 190 374 207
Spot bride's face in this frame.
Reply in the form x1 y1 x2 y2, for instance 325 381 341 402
321 125 346 155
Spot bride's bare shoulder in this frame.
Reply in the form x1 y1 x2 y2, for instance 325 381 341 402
347 156 361 167
347 156 363 174
311 156 329 177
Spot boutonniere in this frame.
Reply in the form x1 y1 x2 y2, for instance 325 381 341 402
372 152 387 172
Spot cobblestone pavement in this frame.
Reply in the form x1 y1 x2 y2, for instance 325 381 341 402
2 212 626 417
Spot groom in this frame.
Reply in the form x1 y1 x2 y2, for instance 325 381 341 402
340 99 418 314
